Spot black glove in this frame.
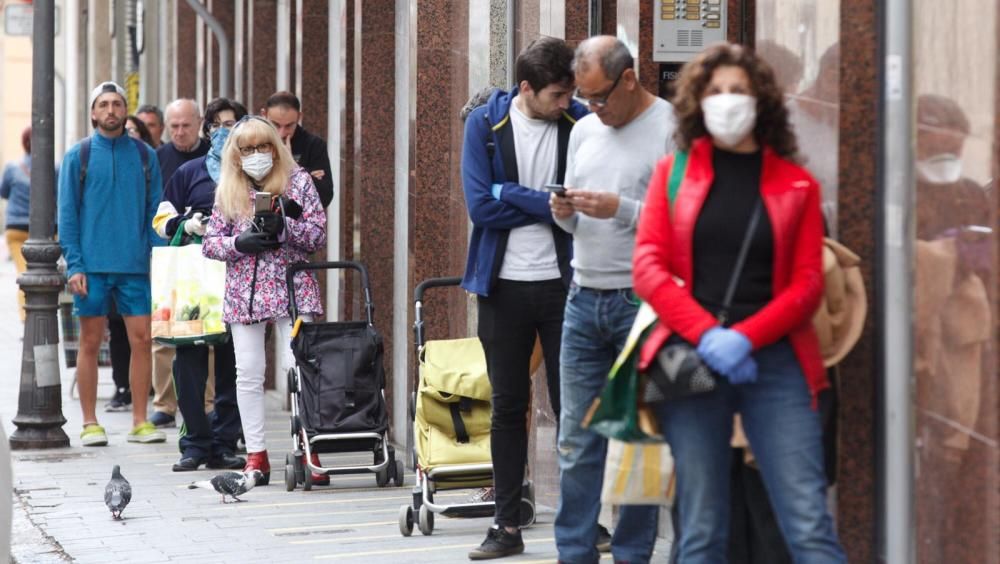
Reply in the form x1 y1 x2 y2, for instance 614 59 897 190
254 211 284 237
277 196 303 220
234 229 280 255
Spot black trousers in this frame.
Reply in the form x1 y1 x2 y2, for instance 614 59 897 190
477 278 565 527
174 339 241 460
107 308 131 392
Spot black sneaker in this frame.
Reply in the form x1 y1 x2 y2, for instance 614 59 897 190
104 388 132 412
172 457 205 472
207 453 246 470
149 411 176 428
596 524 612 553
468 525 524 560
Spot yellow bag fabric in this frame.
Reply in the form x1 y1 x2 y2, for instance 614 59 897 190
601 439 675 506
414 338 493 474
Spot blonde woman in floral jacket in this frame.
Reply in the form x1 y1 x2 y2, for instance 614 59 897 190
203 116 326 485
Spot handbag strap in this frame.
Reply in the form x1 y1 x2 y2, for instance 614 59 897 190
718 199 763 325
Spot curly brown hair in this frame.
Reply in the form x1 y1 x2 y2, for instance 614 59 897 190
672 43 798 160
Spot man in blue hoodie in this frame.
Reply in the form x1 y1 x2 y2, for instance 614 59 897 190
58 82 166 447
461 37 588 560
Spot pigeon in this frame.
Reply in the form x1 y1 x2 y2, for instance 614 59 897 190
188 469 263 503
104 465 132 520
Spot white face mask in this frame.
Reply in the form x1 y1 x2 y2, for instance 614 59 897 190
241 152 273 181
916 153 962 185
701 93 758 148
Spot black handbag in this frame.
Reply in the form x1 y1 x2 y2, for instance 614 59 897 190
642 199 764 404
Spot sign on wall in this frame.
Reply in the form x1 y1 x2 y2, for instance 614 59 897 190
4 5 62 37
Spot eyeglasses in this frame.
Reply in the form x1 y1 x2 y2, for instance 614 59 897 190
574 67 628 109
238 142 274 157
209 120 237 133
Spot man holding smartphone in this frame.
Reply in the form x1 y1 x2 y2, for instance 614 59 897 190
550 36 676 563
461 38 588 560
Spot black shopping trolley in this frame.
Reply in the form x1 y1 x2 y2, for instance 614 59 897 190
283 261 404 491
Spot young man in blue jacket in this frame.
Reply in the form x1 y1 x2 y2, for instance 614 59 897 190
461 37 588 560
58 82 166 447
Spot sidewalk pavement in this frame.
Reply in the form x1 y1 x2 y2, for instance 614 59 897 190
0 246 668 563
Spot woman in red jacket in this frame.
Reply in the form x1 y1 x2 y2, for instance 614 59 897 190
633 44 845 562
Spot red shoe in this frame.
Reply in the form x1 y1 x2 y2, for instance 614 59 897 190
244 450 271 485
307 453 330 486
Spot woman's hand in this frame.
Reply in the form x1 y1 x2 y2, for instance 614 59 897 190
696 327 753 381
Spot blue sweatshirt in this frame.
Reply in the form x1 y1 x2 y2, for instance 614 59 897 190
58 132 163 277
0 157 32 229
460 87 588 296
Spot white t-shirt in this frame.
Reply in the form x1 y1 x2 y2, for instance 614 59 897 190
498 98 561 281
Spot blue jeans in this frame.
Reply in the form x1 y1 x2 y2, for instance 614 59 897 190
555 285 659 564
657 340 846 564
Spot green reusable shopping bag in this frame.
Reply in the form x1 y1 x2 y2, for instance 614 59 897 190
581 151 689 443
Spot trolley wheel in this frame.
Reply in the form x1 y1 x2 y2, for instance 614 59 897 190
286 367 297 394
284 464 296 491
398 505 414 537
418 504 434 536
392 459 405 487
521 480 535 504
293 452 305 485
303 466 313 491
376 465 390 487
518 499 536 528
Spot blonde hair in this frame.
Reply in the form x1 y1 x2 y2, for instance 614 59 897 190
214 116 296 221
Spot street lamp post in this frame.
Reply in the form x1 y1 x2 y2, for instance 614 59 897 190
9 0 70 450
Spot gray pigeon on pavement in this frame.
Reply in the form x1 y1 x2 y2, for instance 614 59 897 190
188 469 263 503
104 465 132 519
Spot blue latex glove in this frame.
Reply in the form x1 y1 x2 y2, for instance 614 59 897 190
696 327 752 378
727 356 759 385
490 183 503 200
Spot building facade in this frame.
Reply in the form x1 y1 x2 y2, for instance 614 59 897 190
44 1 1000 561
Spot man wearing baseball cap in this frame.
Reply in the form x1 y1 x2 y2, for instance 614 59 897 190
57 81 167 446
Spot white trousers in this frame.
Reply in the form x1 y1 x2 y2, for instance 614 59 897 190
230 316 308 453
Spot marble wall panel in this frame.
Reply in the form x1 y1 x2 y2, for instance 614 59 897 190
299 0 329 136
832 0 878 561
354 1 397 414
251 1 278 114
176 1 197 99
601 0 617 35
565 0 590 44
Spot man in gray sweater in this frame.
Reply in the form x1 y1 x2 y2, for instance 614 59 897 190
550 36 676 563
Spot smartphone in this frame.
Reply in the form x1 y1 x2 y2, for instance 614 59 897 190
253 191 273 214
543 183 567 197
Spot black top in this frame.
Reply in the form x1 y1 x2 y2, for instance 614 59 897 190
290 126 334 208
156 140 210 187
692 147 773 324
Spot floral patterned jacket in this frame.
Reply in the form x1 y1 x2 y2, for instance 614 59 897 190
202 167 326 324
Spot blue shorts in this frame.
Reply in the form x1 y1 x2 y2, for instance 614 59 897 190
73 273 151 317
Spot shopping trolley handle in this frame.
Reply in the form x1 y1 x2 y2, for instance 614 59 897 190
286 261 374 325
414 276 463 303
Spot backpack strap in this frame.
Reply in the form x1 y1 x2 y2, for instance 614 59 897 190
78 137 92 203
129 136 151 198
665 150 690 213
77 136 151 202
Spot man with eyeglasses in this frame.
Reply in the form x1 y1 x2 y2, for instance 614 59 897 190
461 37 588 560
549 35 676 564
261 91 334 208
